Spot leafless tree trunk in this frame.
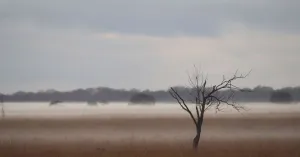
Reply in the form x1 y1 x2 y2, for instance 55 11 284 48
169 68 250 150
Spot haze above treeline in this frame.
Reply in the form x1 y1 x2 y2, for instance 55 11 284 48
1 86 299 103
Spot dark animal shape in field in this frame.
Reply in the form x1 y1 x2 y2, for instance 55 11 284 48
129 93 156 105
49 100 63 106
270 91 293 103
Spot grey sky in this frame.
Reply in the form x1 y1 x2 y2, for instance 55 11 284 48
0 0 300 93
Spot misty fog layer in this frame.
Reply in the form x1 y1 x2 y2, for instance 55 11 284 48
3 102 300 118
1 102 300 145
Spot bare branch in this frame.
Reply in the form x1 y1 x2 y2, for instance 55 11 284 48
169 89 188 111
196 105 200 119
188 72 196 88
169 88 197 125
204 70 251 99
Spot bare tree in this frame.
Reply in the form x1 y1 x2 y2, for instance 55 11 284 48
0 94 5 119
169 68 250 150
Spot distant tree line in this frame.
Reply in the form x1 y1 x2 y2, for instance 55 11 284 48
1 86 299 103
129 93 156 105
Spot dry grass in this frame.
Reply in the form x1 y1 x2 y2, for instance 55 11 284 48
1 139 300 157
1 115 300 157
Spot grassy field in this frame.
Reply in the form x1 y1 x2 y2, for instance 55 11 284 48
1 114 300 156
1 139 300 157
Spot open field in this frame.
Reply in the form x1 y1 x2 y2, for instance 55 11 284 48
1 139 300 157
1 112 300 157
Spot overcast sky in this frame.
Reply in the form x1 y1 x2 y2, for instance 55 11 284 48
0 0 300 93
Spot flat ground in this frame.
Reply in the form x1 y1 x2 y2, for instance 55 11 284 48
0 114 300 157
